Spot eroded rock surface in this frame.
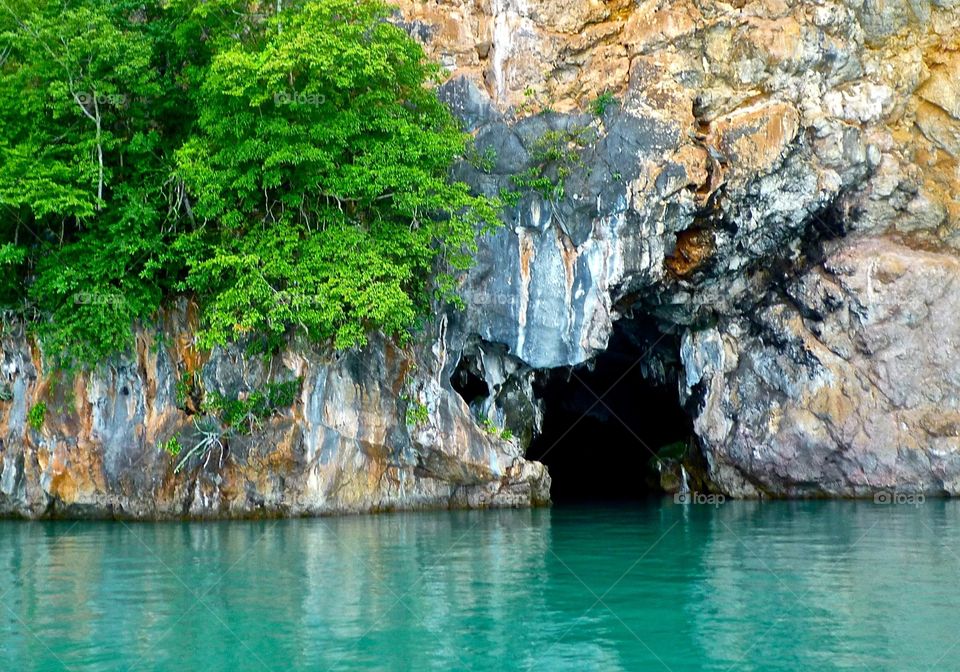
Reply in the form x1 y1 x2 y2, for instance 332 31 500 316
688 238 960 496
0 308 548 518
408 0 960 498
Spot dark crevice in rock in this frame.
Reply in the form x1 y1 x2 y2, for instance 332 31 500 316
526 318 692 503
785 197 852 276
754 196 853 326
450 354 490 410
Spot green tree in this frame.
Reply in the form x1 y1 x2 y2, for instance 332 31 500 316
176 0 497 348
0 0 180 360
0 0 497 362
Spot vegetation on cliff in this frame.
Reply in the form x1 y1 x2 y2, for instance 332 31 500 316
0 0 498 365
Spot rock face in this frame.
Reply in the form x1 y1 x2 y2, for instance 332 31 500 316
688 238 960 497
0 308 548 518
3 0 960 516
403 0 960 499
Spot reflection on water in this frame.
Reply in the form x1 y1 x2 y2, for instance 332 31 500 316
2 501 959 671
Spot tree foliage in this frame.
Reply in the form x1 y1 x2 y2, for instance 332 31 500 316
0 0 497 363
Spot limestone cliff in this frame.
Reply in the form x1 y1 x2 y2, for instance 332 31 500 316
403 0 960 498
2 0 960 516
0 305 549 518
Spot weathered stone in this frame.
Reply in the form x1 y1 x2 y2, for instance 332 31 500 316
0 307 548 518
687 239 960 497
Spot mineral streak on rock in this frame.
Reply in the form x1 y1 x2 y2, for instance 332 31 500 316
3 0 960 516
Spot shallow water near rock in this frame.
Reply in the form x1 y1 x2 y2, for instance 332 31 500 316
2 500 958 671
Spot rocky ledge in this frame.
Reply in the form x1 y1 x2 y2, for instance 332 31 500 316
0 306 550 518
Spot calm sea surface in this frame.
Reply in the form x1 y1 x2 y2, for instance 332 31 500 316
2 500 959 671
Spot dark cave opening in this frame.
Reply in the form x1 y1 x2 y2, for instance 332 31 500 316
450 354 490 409
526 319 693 504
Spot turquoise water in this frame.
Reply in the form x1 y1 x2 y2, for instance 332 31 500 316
2 500 959 671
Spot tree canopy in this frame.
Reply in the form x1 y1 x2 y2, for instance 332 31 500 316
0 0 497 363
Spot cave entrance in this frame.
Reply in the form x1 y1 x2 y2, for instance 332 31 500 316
527 319 692 504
